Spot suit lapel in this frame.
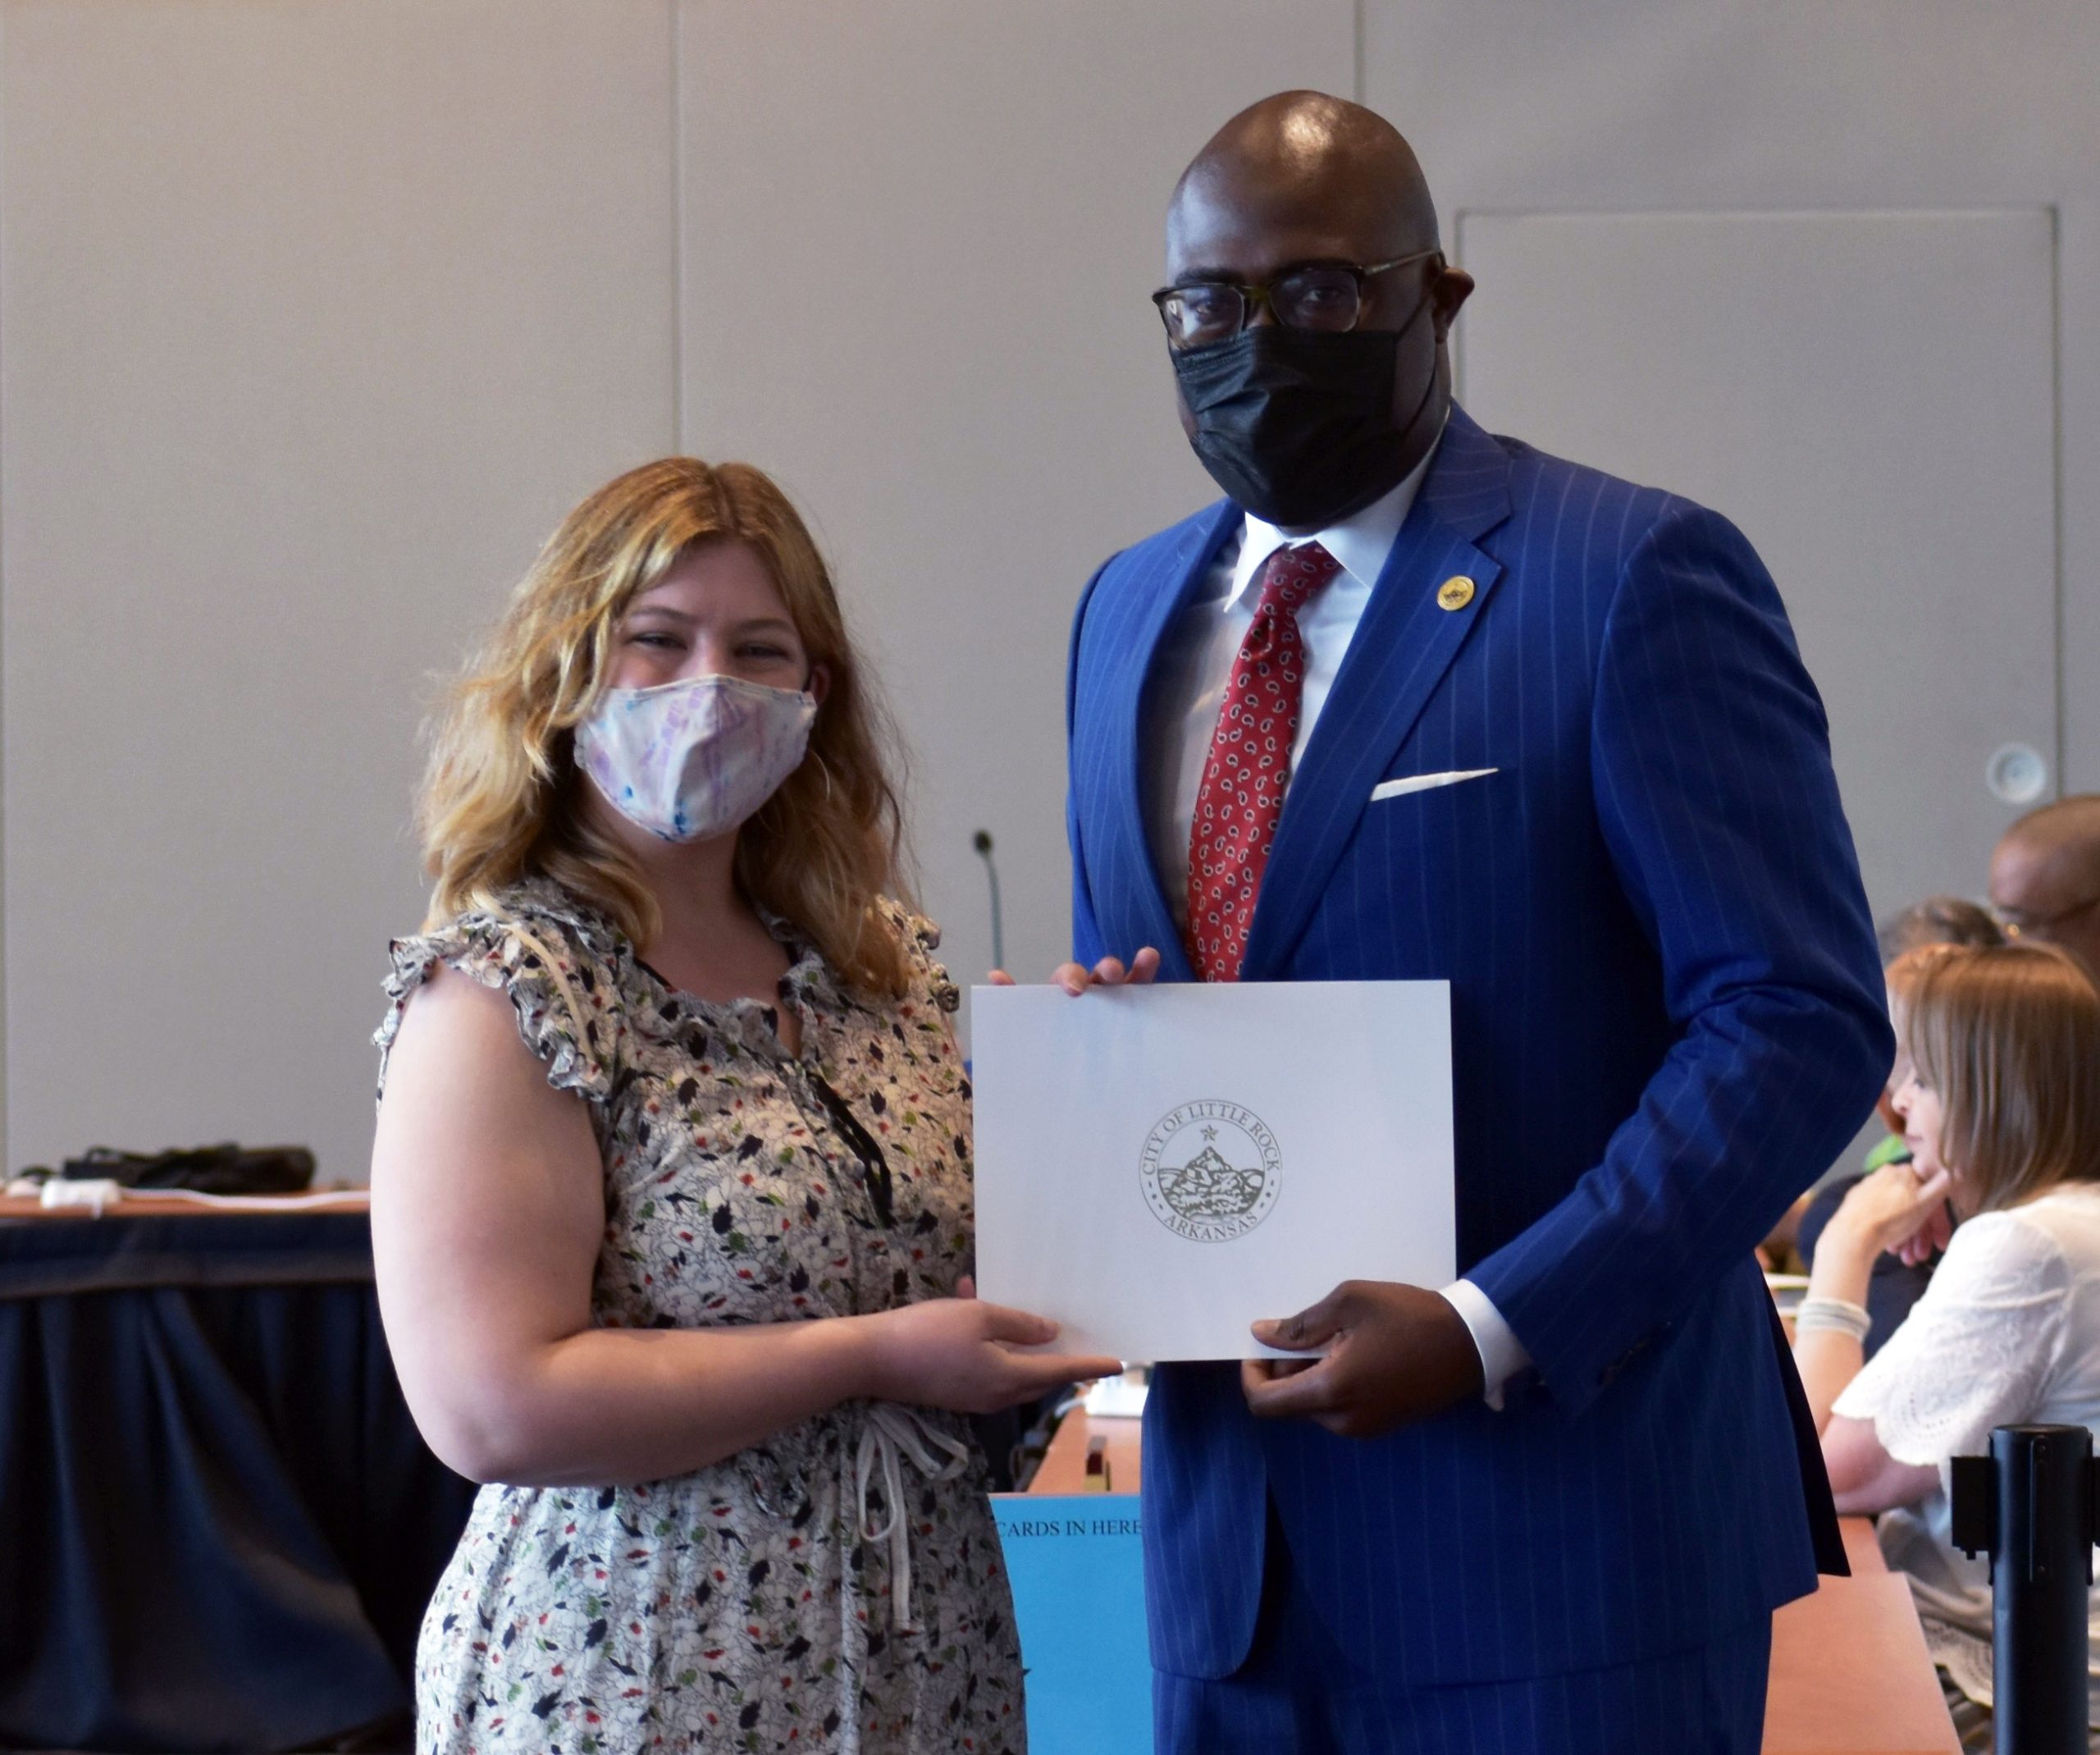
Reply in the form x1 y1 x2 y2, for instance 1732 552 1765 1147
1239 409 1516 980
1106 500 1240 982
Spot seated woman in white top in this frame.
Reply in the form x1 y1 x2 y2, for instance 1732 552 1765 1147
1795 940 2100 1751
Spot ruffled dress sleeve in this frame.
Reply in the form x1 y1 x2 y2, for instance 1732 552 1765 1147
887 899 962 1017
1831 1207 2075 1467
374 893 620 1105
861 897 963 1047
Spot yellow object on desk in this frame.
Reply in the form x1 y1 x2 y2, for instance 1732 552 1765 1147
1082 1434 1112 1492
1031 1411 1143 1497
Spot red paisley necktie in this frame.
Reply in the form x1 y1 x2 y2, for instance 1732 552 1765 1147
1185 541 1343 982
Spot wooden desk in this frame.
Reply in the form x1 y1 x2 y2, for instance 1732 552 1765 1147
1766 1520 1958 1753
1029 1410 1957 1754
1029 1408 1144 1495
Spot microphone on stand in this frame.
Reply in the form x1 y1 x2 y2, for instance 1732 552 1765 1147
973 830 1005 973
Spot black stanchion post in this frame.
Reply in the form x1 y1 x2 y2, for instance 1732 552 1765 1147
1951 1423 2099 1755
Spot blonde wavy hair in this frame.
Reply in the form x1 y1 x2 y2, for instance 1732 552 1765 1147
1897 940 2100 1213
418 457 912 999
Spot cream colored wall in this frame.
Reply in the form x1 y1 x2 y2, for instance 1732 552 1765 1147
1 2 682 1178
674 0 1354 1038
1370 0 2100 816
0 0 1350 1180
0 2 2090 1180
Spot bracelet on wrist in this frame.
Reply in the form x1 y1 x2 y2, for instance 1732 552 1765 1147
1794 1296 1872 1344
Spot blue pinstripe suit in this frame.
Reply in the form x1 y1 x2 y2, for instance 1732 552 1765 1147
1065 405 1892 1743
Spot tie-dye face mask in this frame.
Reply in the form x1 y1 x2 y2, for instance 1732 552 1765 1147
574 674 817 843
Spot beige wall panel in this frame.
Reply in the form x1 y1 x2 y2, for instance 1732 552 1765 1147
1455 208 2057 928
677 1 1355 1021
1363 0 2100 833
2 1 678 1177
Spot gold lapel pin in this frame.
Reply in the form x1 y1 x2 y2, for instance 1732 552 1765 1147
1436 575 1477 612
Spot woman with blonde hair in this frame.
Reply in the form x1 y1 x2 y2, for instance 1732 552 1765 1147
371 457 1114 1754
1795 941 2100 1749
1790 933 1990 1340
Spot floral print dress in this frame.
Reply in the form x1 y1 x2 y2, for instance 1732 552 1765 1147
375 880 1024 1755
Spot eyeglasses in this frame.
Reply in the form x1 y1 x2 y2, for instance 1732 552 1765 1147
1152 249 1444 350
1991 892 2100 940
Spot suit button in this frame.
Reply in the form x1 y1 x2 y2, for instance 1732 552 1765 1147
1436 575 1476 611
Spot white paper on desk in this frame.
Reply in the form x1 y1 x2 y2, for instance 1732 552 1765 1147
971 980 1455 1362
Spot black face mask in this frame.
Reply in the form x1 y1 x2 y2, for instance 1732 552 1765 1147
1171 293 1438 530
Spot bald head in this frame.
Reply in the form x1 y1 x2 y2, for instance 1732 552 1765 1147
1158 92 1470 528
1990 795 2100 976
1169 92 1440 277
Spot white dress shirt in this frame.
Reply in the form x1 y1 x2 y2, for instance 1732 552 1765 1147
1138 439 1532 1407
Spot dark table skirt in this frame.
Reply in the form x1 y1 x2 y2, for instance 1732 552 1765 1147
0 1212 477 1753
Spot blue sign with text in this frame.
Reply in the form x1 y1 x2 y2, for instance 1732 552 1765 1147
993 1494 1150 1753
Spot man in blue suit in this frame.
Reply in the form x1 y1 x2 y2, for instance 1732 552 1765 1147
1060 93 1892 1752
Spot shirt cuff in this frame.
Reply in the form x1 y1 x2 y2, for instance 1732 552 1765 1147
1439 1278 1532 1411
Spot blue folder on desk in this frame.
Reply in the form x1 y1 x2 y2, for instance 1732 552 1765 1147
993 1494 1150 1753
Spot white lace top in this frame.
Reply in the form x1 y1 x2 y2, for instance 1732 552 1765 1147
1833 1180 2100 1719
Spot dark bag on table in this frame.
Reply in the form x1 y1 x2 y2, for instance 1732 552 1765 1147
45 1141 317 1195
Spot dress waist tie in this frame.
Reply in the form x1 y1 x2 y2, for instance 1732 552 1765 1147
853 1403 971 1634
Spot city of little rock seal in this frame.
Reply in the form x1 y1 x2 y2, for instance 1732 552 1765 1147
1139 1100 1283 1241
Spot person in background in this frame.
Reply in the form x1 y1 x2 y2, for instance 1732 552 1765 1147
1879 895 2004 966
1867 898 2006 1180
369 458 1116 1755
1764 901 1997 1257
1788 902 2005 1346
1796 941 2100 1752
1991 795 2100 978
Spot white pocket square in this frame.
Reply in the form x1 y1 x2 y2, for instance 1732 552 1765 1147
1369 768 1500 802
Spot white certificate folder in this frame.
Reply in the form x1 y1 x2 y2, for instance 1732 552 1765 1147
971 980 1456 1362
